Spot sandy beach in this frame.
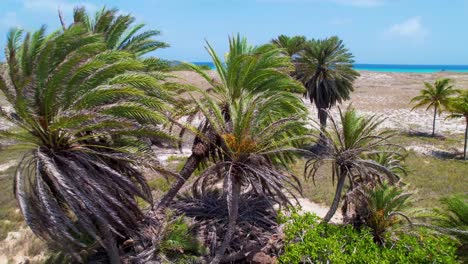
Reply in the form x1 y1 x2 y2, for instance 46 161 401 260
171 70 468 135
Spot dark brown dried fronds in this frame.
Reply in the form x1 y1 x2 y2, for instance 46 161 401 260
171 190 284 263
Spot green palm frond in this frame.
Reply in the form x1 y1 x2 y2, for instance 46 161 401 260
271 34 307 58
69 6 168 56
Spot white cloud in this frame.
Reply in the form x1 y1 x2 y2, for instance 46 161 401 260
385 16 428 41
22 0 97 14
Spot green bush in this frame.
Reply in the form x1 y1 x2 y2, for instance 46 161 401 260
279 212 458 264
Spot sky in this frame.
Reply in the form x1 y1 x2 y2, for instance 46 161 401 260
1 0 468 64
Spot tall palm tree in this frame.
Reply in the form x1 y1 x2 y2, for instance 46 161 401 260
68 6 169 56
411 78 458 137
305 108 402 222
0 25 175 261
295 36 359 130
447 90 468 160
157 35 306 210
271 34 306 58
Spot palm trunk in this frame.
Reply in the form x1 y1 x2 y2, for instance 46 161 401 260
464 117 468 160
432 105 437 137
210 176 241 264
323 172 346 223
156 153 203 210
317 107 328 148
156 122 218 210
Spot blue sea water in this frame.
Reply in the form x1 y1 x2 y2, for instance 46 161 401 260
192 62 468 73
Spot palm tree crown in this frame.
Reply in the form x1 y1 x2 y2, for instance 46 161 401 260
295 36 359 129
411 78 458 136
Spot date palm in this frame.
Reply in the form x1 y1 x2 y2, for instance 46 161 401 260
68 6 169 56
411 78 458 137
271 34 306 58
295 36 359 131
447 90 468 160
193 90 310 263
0 25 175 261
305 108 402 222
157 35 306 210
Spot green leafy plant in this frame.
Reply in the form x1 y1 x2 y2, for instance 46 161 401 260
410 78 458 137
279 212 459 264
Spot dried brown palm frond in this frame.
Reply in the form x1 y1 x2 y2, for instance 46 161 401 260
171 190 284 263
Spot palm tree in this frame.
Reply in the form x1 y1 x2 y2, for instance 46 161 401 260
67 6 169 56
447 90 468 160
193 90 309 263
271 34 306 58
430 194 468 243
411 78 458 137
0 25 175 261
305 107 402 222
356 183 412 244
295 36 359 131
157 35 306 210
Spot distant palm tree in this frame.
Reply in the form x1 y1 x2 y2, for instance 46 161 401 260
305 108 402 222
0 25 175 261
410 78 458 137
447 90 468 160
68 6 169 56
271 34 306 58
295 36 359 131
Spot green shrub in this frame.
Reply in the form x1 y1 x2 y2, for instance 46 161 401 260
279 212 458 264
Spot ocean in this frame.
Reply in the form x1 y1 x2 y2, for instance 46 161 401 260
192 62 468 73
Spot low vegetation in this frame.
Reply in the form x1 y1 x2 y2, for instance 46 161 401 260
279 212 459 264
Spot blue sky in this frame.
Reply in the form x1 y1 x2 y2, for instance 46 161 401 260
1 0 468 64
